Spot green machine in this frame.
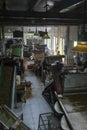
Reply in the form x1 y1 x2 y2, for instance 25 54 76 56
12 44 23 57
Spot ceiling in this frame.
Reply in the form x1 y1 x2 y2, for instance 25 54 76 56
0 0 87 26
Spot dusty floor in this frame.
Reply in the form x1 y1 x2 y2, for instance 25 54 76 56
13 69 52 130
12 69 87 130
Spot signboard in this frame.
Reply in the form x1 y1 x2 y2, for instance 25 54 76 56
13 31 23 38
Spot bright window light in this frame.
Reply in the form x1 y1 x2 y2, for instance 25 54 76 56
74 41 77 47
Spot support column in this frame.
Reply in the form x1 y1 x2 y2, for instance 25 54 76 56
0 28 2 41
66 26 75 66
1 25 5 56
1 25 5 40
64 26 69 65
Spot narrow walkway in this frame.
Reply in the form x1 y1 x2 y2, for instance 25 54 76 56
13 69 52 130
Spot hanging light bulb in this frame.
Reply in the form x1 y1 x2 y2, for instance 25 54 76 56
43 0 50 39
34 27 39 36
43 28 50 39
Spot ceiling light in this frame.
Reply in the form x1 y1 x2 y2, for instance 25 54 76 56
43 28 50 39
42 0 50 39
72 44 87 53
34 27 39 36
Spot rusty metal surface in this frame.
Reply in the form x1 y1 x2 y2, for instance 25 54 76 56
60 94 87 130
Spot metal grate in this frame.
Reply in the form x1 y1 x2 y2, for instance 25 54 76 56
38 112 61 130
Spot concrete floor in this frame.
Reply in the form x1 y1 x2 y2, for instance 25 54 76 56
13 69 52 130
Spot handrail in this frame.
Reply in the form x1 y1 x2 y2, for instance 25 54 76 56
10 65 16 109
0 120 9 130
55 91 76 130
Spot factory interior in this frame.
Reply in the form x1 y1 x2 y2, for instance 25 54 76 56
0 0 87 130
